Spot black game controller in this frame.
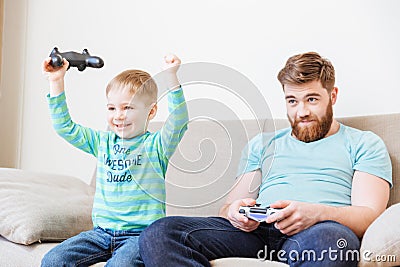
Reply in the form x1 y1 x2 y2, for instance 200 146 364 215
239 204 280 222
49 47 104 71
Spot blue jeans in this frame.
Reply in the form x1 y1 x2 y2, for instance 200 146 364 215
139 216 360 267
41 227 143 267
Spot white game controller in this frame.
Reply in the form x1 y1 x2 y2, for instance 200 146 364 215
239 204 280 222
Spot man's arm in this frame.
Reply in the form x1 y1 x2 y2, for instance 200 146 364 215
267 171 390 238
325 171 390 237
219 170 262 232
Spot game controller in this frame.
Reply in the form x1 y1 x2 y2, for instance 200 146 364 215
239 204 280 222
49 47 104 71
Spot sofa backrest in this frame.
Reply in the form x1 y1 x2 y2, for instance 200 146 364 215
95 113 397 216
157 119 267 216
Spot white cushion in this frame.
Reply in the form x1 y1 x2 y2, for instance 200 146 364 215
0 168 94 245
359 203 400 266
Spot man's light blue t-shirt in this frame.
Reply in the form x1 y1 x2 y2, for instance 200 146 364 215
237 124 392 207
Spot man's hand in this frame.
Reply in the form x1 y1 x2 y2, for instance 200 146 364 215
266 200 322 236
226 198 260 232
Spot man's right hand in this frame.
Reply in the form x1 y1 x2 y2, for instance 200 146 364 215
226 198 260 232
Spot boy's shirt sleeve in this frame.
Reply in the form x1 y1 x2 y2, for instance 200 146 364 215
159 86 189 159
47 92 101 157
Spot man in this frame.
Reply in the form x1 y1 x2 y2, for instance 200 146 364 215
139 52 392 266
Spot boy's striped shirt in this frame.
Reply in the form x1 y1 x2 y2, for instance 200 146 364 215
48 88 188 230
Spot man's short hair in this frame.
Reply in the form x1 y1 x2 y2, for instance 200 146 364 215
277 52 335 92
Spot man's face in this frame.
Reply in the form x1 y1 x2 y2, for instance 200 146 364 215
284 80 337 143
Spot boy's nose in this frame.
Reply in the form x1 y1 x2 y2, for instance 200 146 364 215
116 110 126 119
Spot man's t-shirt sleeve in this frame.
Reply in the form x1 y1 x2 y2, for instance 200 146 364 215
353 131 392 187
236 133 264 177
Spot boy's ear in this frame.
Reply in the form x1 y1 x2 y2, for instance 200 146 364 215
148 103 158 120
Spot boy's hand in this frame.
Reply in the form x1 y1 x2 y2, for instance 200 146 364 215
42 57 69 82
42 57 69 96
163 54 181 74
163 54 181 89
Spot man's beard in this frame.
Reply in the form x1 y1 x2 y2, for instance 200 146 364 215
288 102 333 143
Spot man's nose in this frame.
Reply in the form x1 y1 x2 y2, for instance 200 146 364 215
297 102 311 118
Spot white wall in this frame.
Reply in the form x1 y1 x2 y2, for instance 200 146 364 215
0 0 26 168
3 0 399 182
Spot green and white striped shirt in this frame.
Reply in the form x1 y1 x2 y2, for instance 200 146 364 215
48 88 188 231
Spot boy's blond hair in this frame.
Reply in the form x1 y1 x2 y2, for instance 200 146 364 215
106 70 158 105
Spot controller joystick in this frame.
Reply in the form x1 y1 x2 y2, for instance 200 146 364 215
49 47 104 71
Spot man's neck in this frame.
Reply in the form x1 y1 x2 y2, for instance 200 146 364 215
324 119 340 138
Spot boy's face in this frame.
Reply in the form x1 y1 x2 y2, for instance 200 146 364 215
106 88 156 139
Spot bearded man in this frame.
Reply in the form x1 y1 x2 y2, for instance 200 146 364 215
139 52 392 267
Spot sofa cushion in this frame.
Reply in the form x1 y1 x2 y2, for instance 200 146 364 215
359 203 400 266
0 168 94 245
0 236 58 265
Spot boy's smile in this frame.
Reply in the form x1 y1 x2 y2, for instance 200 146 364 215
107 88 157 139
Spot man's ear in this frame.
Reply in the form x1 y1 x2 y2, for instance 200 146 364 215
331 87 338 105
148 103 158 120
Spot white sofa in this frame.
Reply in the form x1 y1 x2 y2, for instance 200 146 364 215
1 114 399 267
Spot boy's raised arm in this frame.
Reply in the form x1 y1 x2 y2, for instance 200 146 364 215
159 54 189 159
43 57 100 156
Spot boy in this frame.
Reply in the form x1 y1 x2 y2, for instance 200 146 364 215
41 54 188 266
